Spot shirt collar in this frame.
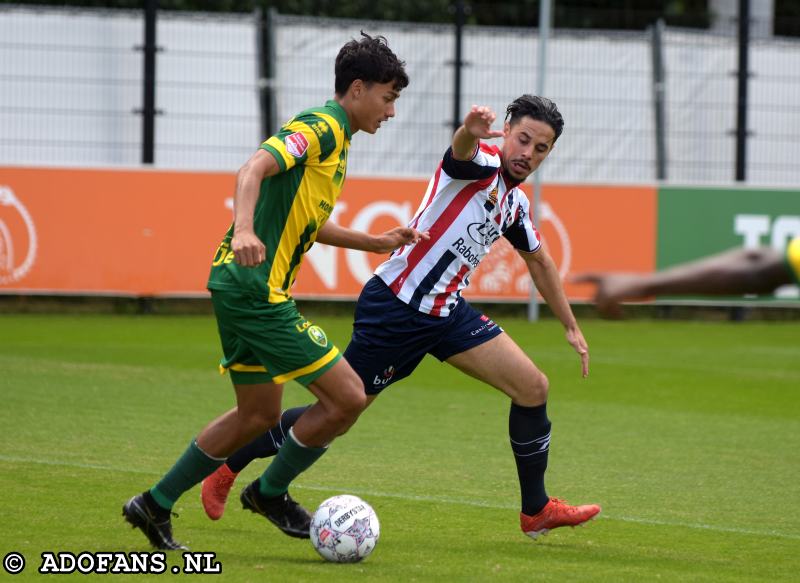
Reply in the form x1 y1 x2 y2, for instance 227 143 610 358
325 100 352 140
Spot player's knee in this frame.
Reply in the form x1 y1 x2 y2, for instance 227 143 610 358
533 370 549 400
513 370 548 405
328 379 367 426
240 408 280 437
259 409 282 429
339 380 369 418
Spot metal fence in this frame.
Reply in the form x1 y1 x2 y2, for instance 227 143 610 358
1 4 799 186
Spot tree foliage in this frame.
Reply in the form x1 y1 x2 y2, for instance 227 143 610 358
0 0 715 30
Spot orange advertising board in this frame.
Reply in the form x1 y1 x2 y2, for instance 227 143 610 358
0 166 234 296
0 167 656 300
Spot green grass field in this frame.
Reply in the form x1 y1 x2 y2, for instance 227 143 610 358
1 312 798 582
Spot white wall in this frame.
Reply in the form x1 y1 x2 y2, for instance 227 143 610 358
0 6 260 170
1 6 799 186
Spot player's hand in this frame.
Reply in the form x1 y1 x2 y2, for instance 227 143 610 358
565 325 590 378
231 229 266 267
464 105 505 140
570 272 641 319
371 228 430 254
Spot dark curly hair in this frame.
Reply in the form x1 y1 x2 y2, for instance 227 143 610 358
505 95 564 141
335 32 409 96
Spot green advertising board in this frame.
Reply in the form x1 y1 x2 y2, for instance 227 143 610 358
657 186 800 301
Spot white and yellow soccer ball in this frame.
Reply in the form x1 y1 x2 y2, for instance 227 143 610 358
309 495 380 563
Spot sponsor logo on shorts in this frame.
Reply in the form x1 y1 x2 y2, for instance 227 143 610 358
307 325 328 347
372 365 395 386
469 317 497 336
284 132 309 158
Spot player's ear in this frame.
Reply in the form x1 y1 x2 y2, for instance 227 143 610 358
350 79 364 99
503 120 511 138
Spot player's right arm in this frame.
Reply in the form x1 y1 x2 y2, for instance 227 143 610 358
451 105 504 160
231 148 281 267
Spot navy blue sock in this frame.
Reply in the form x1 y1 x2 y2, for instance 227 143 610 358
509 402 551 516
227 406 309 473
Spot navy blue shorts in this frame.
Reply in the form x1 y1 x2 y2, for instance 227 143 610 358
344 276 504 395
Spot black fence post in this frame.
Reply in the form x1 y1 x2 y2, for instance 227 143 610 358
650 18 667 181
256 7 277 140
452 0 465 132
141 0 157 164
735 0 750 182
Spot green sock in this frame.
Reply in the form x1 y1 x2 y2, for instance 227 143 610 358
258 429 327 498
150 440 224 509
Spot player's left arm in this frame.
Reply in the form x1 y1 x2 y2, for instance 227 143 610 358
520 247 589 378
316 221 429 253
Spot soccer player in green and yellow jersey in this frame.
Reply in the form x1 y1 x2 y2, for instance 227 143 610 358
123 33 426 550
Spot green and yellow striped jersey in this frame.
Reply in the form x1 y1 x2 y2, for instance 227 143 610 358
208 100 351 302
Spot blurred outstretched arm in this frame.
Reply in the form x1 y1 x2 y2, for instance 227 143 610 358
572 246 793 318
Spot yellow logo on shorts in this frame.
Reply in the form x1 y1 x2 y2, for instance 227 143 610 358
307 326 328 347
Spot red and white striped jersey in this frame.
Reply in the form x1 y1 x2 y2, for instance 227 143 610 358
375 143 541 317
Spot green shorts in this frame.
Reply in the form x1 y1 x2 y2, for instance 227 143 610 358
211 290 341 386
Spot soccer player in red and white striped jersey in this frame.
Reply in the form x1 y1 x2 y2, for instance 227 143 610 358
375 115 541 317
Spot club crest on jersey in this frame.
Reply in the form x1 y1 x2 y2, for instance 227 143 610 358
284 132 309 158
307 325 328 347
484 186 498 211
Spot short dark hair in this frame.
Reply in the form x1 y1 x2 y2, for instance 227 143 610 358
334 32 409 96
505 95 564 141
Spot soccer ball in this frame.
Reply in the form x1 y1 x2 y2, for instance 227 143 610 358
309 495 380 563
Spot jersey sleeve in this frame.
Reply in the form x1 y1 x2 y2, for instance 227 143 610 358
441 143 501 181
503 193 542 253
261 112 339 172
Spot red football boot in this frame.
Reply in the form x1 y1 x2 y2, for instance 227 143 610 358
201 464 239 520
520 497 601 539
